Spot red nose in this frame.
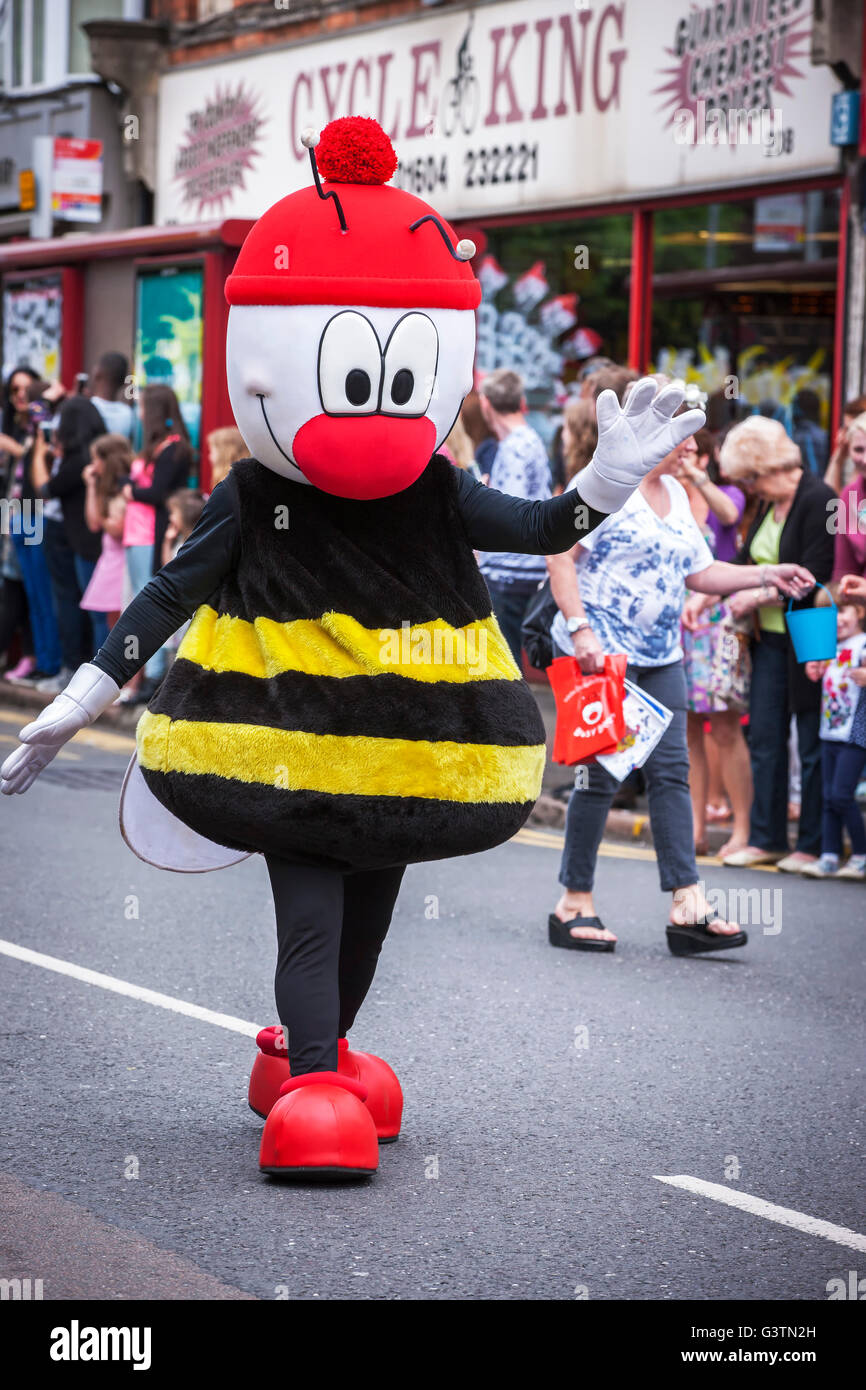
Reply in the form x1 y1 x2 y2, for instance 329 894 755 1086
292 413 437 499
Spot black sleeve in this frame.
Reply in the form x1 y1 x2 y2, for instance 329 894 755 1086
454 466 607 554
91 478 240 688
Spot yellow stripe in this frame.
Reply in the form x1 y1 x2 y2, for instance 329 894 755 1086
137 711 544 805
176 605 521 684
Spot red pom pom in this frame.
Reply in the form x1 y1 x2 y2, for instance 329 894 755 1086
316 117 398 185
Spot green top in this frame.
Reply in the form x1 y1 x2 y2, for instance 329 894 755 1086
749 508 785 634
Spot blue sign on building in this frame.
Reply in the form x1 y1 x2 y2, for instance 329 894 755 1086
830 91 860 147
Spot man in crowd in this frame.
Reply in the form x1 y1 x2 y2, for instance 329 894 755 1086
87 351 136 443
476 368 552 663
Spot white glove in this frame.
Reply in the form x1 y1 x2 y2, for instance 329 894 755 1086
0 663 121 795
576 377 706 514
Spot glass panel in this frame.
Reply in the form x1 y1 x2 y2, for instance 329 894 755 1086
135 265 204 464
12 0 24 87
651 192 840 458
68 0 124 75
32 0 44 83
478 214 633 444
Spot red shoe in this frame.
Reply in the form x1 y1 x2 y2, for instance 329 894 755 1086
248 1027 403 1142
336 1038 402 1142
248 1026 292 1118
259 1072 378 1178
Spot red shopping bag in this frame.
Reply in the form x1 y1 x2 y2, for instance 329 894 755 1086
547 654 627 765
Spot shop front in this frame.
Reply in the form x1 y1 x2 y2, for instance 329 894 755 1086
150 0 847 454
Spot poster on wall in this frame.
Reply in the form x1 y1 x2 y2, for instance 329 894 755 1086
52 138 103 223
156 0 840 224
2 276 62 382
134 266 204 453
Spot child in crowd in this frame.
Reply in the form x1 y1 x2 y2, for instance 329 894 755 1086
161 488 205 569
162 489 206 653
80 433 132 640
206 427 247 491
804 586 866 879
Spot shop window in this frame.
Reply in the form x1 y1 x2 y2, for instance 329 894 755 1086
11 0 26 87
2 274 63 381
651 191 840 457
134 264 204 466
477 213 632 443
68 0 127 76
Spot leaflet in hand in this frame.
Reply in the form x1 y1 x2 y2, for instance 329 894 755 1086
596 679 673 782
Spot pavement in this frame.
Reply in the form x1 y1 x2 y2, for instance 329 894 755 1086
0 698 864 1302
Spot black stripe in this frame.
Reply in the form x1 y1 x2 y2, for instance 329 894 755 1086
219 456 495 629
142 767 535 871
150 660 546 748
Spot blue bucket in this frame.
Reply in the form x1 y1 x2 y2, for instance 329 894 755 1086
785 583 837 662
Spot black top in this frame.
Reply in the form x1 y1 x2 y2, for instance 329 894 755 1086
734 468 835 714
93 457 604 688
41 397 106 562
129 438 191 575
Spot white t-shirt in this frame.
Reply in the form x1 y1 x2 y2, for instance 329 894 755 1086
551 473 715 667
820 632 866 742
90 396 136 444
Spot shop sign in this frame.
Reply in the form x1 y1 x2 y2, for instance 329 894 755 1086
52 138 103 223
157 0 840 224
18 168 35 213
754 192 806 252
829 91 860 147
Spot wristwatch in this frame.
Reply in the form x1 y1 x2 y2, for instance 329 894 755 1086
566 617 591 635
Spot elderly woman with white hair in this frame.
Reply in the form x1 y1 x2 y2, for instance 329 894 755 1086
547 393 816 955
709 416 835 871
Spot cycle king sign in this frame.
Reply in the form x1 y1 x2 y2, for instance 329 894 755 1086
156 0 837 223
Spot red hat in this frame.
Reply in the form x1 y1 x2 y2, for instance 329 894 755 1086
225 117 481 312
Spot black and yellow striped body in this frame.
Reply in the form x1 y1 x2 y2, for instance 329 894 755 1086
136 456 546 870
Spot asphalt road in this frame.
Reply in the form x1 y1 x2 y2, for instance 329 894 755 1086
0 707 863 1302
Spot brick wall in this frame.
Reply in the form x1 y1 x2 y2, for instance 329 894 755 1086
148 0 432 66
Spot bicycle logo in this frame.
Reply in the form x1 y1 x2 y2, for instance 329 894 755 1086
440 15 480 137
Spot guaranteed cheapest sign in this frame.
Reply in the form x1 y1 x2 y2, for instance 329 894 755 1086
156 0 838 224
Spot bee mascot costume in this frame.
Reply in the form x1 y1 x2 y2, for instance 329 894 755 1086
2 118 703 1178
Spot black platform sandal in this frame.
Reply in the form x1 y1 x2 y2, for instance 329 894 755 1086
666 915 748 956
548 913 616 953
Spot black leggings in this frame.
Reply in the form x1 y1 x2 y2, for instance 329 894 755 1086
264 856 406 1076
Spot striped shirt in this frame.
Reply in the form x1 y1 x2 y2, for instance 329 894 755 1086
476 424 551 588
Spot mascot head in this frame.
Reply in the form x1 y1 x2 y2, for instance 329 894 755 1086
225 116 480 500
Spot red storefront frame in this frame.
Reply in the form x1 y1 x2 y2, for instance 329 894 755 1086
459 171 846 436
0 220 252 490
0 175 847 472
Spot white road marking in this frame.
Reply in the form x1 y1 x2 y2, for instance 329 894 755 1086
655 1175 866 1253
3 937 859 1256
0 938 259 1039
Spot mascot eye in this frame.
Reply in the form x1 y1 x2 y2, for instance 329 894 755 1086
319 312 382 415
381 314 438 417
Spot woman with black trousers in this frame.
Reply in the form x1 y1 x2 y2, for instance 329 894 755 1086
713 417 834 871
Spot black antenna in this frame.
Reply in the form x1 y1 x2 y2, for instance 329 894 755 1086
408 214 473 261
305 137 347 232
